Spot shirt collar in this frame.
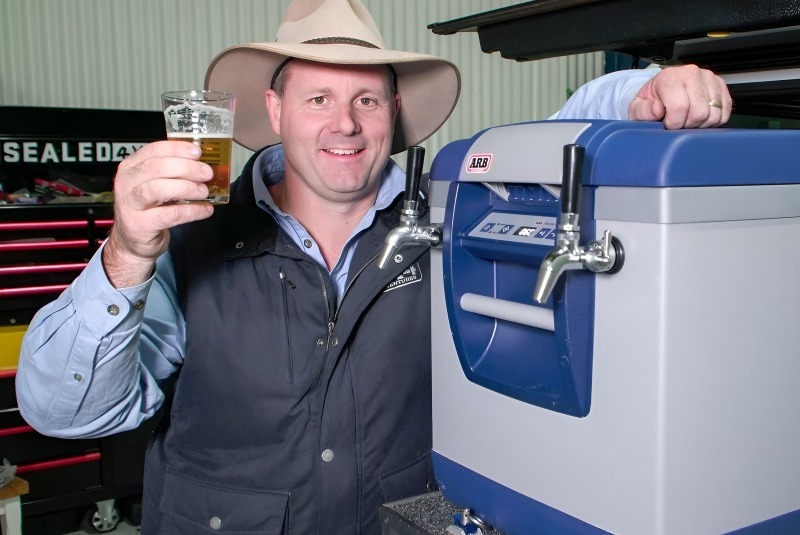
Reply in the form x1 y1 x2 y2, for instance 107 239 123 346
251 144 405 216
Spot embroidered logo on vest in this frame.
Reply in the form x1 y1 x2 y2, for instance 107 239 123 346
384 262 423 292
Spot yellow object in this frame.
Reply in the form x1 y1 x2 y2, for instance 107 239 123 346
0 325 27 371
707 31 731 38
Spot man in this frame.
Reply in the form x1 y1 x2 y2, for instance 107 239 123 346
15 0 731 533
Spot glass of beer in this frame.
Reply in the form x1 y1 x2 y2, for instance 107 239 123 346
161 90 234 204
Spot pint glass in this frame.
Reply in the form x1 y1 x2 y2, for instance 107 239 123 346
162 90 235 204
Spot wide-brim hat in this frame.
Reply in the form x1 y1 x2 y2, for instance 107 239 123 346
205 0 461 154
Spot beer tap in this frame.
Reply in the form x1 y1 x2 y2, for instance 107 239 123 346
532 144 624 304
377 146 442 269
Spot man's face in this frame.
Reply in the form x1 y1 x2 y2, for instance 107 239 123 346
265 60 399 205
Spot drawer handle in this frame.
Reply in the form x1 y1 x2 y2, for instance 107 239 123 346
0 285 69 298
16 452 102 473
0 424 33 437
0 263 87 276
0 239 102 252
0 220 113 232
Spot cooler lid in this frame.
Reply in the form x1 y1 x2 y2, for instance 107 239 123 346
580 122 800 187
436 120 800 187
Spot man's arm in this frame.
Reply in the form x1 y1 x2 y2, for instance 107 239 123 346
15 246 185 439
15 246 178 437
16 140 214 439
553 65 731 127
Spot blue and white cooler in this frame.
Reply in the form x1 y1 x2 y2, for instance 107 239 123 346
428 120 800 534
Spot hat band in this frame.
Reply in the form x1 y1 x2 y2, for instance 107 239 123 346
269 37 383 89
302 37 379 48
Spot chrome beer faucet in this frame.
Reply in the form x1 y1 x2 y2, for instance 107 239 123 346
377 146 442 269
532 144 624 304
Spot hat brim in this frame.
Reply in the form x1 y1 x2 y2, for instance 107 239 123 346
205 43 460 154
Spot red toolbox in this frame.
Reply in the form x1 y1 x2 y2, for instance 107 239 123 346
0 106 165 534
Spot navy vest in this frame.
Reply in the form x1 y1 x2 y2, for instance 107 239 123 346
140 151 436 534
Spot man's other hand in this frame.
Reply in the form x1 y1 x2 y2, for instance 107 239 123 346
629 65 732 129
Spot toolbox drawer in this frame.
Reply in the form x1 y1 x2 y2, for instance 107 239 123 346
0 204 113 327
2 426 101 467
0 372 16 409
1 370 101 468
1 366 159 522
1 370 103 502
18 454 104 502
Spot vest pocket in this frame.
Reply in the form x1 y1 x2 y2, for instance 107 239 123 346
379 452 438 503
159 470 289 534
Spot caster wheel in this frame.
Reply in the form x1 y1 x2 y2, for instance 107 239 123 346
80 502 121 533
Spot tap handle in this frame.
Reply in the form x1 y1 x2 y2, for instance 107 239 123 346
561 144 584 215
405 145 425 204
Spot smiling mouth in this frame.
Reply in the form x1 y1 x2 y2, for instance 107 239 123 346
325 148 363 155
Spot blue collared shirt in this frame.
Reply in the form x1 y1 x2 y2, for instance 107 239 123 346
252 145 406 303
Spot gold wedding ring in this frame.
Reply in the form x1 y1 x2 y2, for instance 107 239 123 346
709 99 723 109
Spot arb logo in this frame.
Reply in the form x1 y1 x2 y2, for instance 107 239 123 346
466 153 492 173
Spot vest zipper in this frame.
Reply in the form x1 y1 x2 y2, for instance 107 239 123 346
327 320 335 350
314 265 336 350
320 251 405 348
330 253 380 327
278 266 295 384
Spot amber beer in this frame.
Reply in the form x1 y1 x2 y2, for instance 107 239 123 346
168 133 232 204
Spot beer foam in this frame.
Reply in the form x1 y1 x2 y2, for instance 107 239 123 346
164 103 234 135
167 132 232 139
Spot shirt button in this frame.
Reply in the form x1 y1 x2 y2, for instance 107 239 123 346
321 449 334 462
133 300 145 310
317 339 325 347
73 373 83 382
303 238 313 248
209 516 222 530
235 241 244 249
332 338 339 346
107 304 120 316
